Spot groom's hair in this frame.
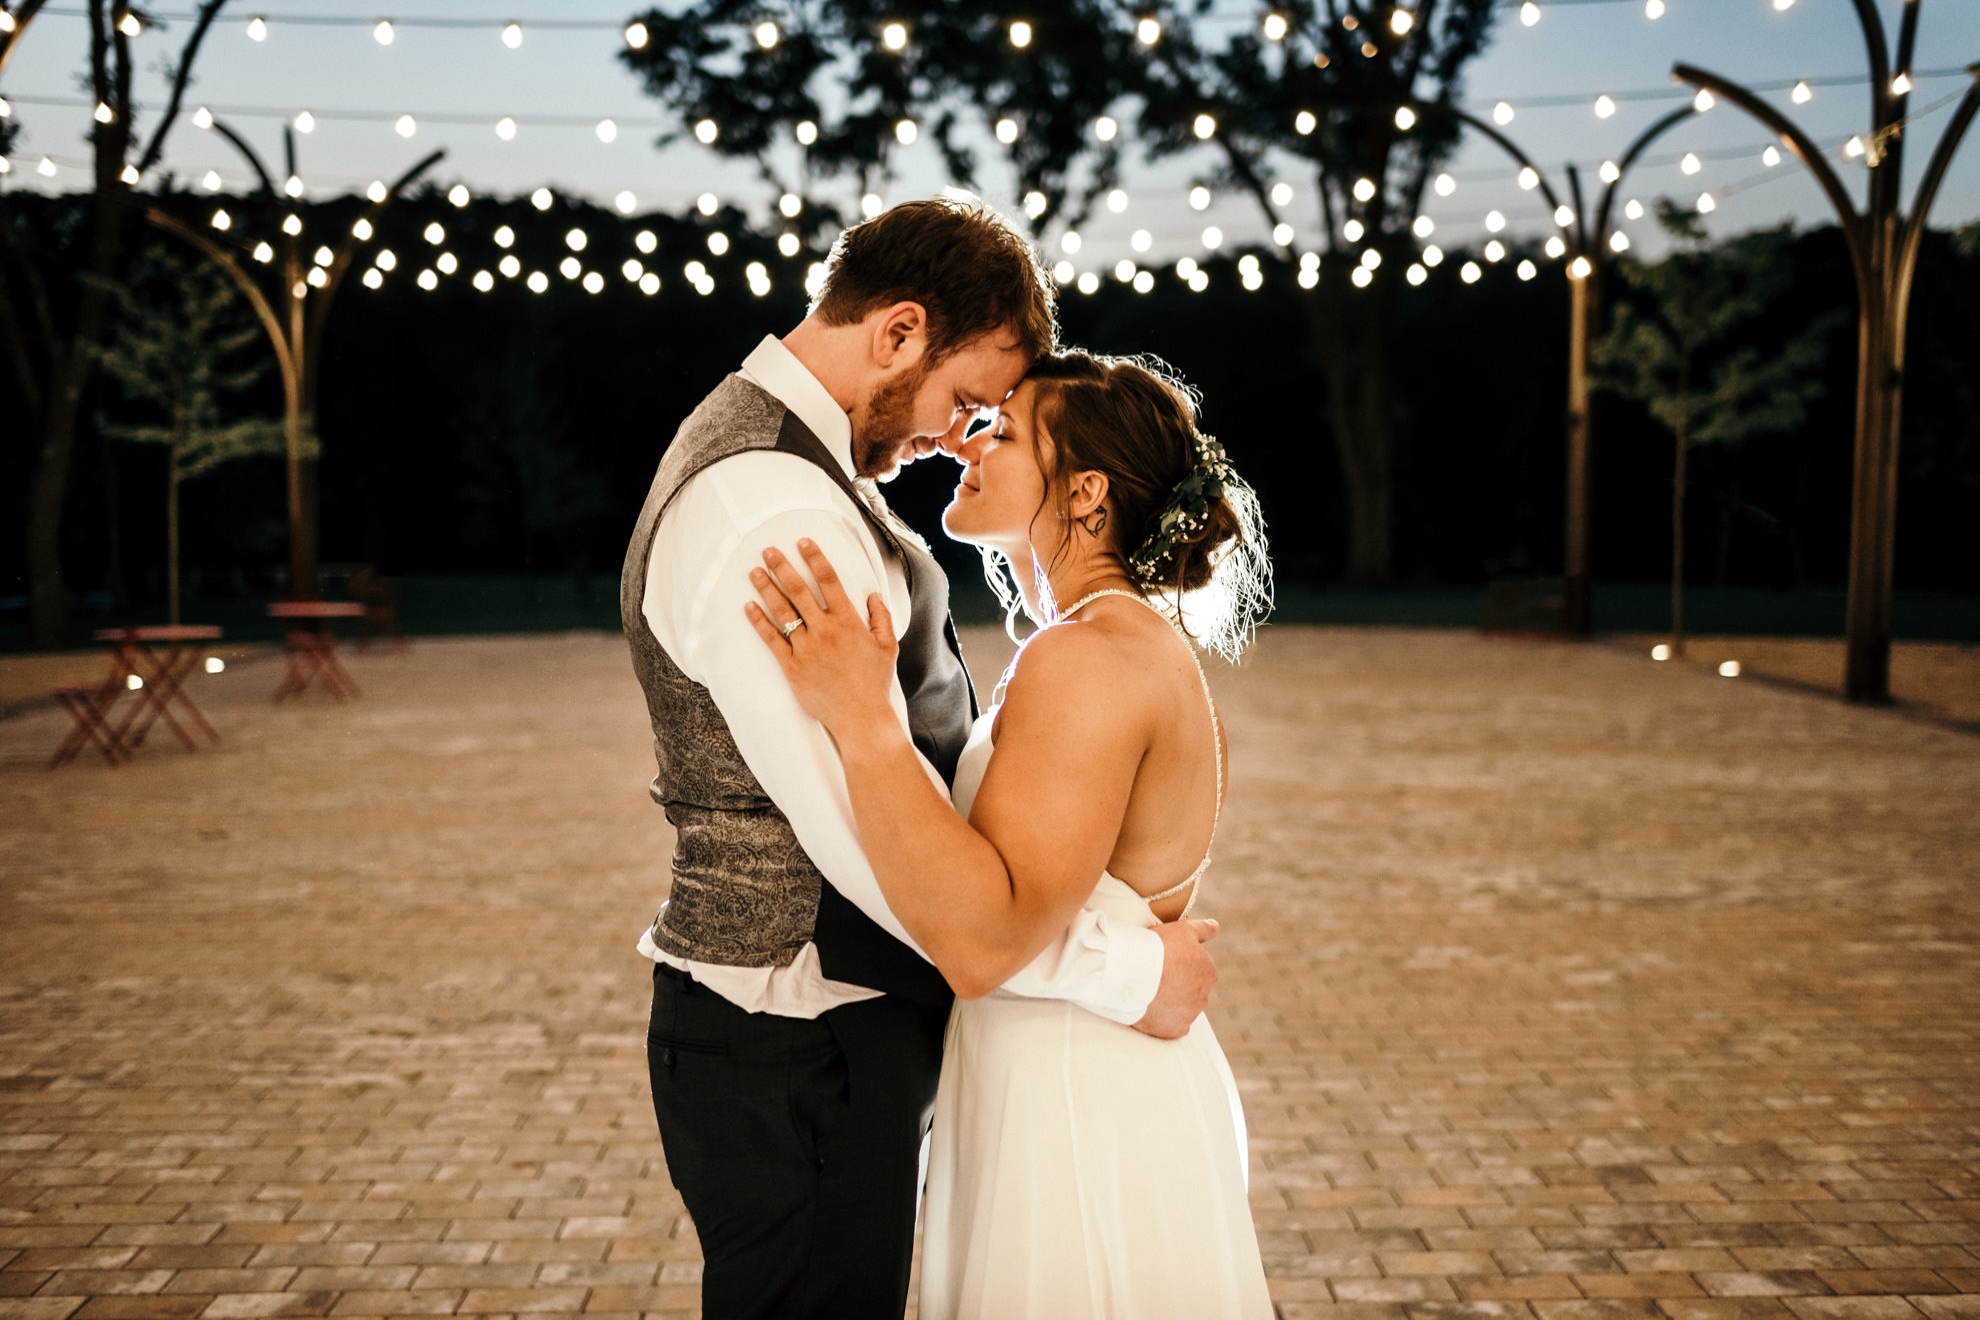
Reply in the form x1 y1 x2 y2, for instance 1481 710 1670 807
810 197 1057 364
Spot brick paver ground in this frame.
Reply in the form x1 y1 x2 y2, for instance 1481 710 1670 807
2 628 1976 1320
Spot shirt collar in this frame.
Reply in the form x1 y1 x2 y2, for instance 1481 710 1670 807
738 335 855 480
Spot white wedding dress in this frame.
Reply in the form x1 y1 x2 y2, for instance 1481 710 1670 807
917 595 1273 1320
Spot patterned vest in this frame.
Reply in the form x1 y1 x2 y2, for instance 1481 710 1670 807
620 374 974 1003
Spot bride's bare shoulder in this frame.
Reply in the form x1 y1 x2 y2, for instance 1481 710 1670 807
1001 609 1174 712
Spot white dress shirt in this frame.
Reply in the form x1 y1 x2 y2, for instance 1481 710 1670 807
636 335 1165 1024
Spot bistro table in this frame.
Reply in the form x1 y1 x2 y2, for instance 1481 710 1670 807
267 601 366 702
49 625 223 767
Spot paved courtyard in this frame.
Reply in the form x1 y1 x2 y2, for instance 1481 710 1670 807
2 626 1977 1320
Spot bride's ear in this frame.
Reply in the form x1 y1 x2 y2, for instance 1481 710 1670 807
1067 470 1110 521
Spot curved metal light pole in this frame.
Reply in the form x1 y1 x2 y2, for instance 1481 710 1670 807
1422 101 1701 635
147 119 442 598
1675 0 1980 702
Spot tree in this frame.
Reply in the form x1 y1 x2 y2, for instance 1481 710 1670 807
621 0 1499 584
0 0 227 646
1593 203 1838 657
96 247 288 624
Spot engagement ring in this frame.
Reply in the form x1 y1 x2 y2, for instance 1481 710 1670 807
781 618 805 638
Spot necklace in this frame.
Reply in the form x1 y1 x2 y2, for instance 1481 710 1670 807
1057 586 1153 623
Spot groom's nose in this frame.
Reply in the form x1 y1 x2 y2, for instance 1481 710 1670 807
935 412 977 456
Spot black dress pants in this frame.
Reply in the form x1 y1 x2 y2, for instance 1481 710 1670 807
646 963 948 1320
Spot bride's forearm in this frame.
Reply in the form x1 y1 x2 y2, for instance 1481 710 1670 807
829 721 1037 997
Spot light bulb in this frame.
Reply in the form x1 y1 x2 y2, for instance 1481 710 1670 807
1595 95 1616 119
449 184 470 207
1493 101 1515 126
394 114 416 138
1434 173 1456 197
1791 81 1812 105
496 116 517 140
1295 110 1317 135
694 119 718 144
895 119 918 145
1009 20 1032 48
501 22 521 49
1263 13 1289 41
372 19 394 45
624 22 648 49
246 16 268 41
795 120 818 146
1193 113 1216 140
755 20 779 49
1394 106 1417 131
1519 2 1540 27
996 118 1018 144
881 21 908 51
1136 16 1161 45
294 110 315 134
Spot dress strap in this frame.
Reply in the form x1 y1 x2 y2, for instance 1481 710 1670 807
1060 590 1222 915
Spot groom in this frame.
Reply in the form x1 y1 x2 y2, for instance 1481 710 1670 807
622 197 1220 1319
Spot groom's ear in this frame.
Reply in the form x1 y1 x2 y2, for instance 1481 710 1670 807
870 301 930 371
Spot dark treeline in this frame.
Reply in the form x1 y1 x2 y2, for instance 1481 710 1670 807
4 186 1976 612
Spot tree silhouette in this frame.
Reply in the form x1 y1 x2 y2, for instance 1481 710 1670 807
97 248 289 624
1594 202 1839 657
620 0 1499 583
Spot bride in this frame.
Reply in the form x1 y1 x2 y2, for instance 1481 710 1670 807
744 350 1273 1319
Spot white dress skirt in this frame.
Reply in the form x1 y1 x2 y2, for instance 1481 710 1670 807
917 702 1272 1320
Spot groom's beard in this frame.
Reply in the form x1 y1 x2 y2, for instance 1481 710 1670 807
851 361 931 481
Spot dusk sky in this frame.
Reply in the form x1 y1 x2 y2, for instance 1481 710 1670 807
5 1 1977 273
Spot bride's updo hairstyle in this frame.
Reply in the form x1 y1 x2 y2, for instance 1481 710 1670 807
1006 350 1271 660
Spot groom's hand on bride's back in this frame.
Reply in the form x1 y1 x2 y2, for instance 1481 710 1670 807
1132 919 1220 1039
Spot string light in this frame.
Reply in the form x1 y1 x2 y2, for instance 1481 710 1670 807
1434 173 1456 197
595 118 618 142
531 186 553 210
1599 159 1621 183
1190 185 1212 211
755 20 779 49
501 21 521 49
696 192 718 216
1517 259 1538 281
437 252 459 275
1394 106 1416 130
1680 151 1702 174
796 120 818 145
1107 188 1129 213
496 116 517 140
779 233 802 257
996 118 1019 144
253 241 274 262
1609 231 1631 253
1569 255 1593 279
1625 199 1644 219
1060 230 1082 254
1422 245 1443 267
1544 235 1566 258
564 227 587 251
1094 115 1118 141
417 270 437 290
1645 0 1665 17
1493 101 1515 126
120 164 140 184
210 208 232 231
1352 177 1377 203
193 105 214 129
372 20 394 45
528 271 549 293
779 192 802 217
707 232 730 255
294 110 316 133
1519 2 1541 27
895 118 918 144
367 180 389 203
636 230 657 253
1262 13 1289 41
1077 271 1100 295
881 21 908 52
93 102 114 125
1351 266 1373 288
474 270 495 291
450 184 471 207
1791 81 1813 104
1009 20 1032 48
862 193 883 218
1693 89 1715 112
1343 219 1365 242
1412 215 1435 238
1115 258 1137 282
283 174 304 198
246 15 268 41
1518 166 1540 190
1201 226 1223 250
362 268 384 289
1763 145 1782 167
1136 17 1161 45
1406 264 1427 286
1022 191 1047 219
560 256 581 279
695 119 718 144
117 11 142 36
1891 72 1913 96
1269 182 1294 207
1272 222 1295 245
499 254 521 276
1391 10 1414 36
624 21 648 49
1595 95 1616 119
1485 209 1507 232
1484 239 1505 261
1295 110 1317 135
395 114 417 138
424 221 446 244
282 214 303 235
1553 204 1574 227
1696 191 1716 213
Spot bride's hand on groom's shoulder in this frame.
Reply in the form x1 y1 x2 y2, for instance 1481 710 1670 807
745 539 900 740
